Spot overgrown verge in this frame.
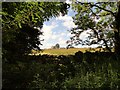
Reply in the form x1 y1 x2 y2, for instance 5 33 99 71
2 51 120 89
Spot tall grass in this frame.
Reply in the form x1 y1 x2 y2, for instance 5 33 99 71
3 52 120 89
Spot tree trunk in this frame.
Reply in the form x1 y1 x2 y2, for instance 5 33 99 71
102 39 111 52
114 2 120 55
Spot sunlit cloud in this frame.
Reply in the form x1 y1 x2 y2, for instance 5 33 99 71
66 0 72 4
56 15 77 30
80 31 90 40
40 8 95 49
41 21 58 41
40 19 71 49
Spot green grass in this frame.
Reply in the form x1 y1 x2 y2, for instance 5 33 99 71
31 48 104 56
3 52 120 89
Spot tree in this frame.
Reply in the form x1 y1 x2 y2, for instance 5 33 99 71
67 1 120 54
66 44 74 49
55 43 60 49
2 2 69 63
51 43 60 49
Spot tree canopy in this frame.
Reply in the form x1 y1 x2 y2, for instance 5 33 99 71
2 2 69 63
68 1 120 54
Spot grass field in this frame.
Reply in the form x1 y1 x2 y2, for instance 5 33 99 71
31 48 104 55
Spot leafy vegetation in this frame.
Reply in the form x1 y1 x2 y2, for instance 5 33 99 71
2 2 69 63
68 1 120 54
2 1 120 89
51 43 60 49
3 51 120 89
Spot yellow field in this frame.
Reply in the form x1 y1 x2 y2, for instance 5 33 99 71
42 48 87 55
31 48 103 56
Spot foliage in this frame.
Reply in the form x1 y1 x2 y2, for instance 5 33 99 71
51 43 60 49
55 43 60 49
2 52 120 89
68 1 120 54
2 2 69 63
2 24 43 63
2 2 69 28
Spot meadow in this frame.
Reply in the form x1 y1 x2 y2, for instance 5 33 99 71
31 48 104 55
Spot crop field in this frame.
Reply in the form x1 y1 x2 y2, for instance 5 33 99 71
31 48 104 55
42 48 88 55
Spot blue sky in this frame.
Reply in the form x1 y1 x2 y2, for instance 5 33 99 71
40 7 77 49
40 1 99 49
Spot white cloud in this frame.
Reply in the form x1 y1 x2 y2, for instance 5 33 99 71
59 40 66 46
40 14 78 49
63 21 76 29
41 21 58 41
56 15 72 21
61 33 66 36
56 15 77 29
40 21 58 49
41 20 71 49
51 35 57 40
41 42 53 49
58 38 63 41
58 38 67 47
80 30 91 40
66 0 72 4
67 33 72 37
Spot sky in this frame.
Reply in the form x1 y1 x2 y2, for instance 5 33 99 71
40 7 76 49
40 1 99 49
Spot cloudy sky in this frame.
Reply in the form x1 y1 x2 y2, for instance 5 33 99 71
40 2 98 49
40 7 77 49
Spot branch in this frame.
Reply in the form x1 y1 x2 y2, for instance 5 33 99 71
89 8 98 16
88 26 111 52
76 2 115 17
89 3 116 17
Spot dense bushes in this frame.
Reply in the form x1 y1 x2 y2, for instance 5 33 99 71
2 52 120 89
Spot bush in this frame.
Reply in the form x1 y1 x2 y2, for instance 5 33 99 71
2 52 120 89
